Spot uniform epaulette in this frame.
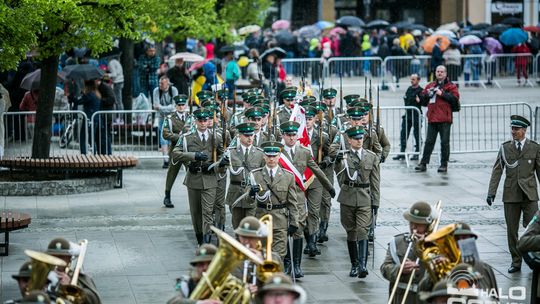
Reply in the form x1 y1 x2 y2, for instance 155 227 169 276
502 140 512 146
364 149 377 157
529 139 538 145
394 232 409 238
228 146 237 150
252 167 263 173
254 146 263 152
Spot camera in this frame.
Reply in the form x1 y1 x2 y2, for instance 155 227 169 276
428 88 436 98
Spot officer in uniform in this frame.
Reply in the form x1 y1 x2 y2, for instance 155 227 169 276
162 94 191 208
334 126 379 279
249 141 299 260
518 210 540 303
225 122 265 229
322 88 341 125
487 115 540 273
172 108 226 245
244 107 273 147
167 244 219 304
256 273 305 304
45 237 101 304
380 201 432 304
276 87 297 125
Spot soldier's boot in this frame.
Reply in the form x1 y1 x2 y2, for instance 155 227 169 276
284 244 292 275
196 233 203 246
163 191 174 208
347 241 359 277
313 234 321 255
357 239 369 278
303 230 310 255
317 221 329 243
368 212 378 242
305 234 317 257
293 238 304 278
202 233 212 244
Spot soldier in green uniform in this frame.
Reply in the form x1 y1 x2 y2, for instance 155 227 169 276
380 201 432 304
334 126 379 279
225 122 266 228
322 88 342 124
249 141 299 260
279 121 336 278
172 108 226 245
167 244 219 304
276 87 297 125
245 107 273 147
257 273 305 304
162 94 191 208
487 115 540 273
518 210 540 303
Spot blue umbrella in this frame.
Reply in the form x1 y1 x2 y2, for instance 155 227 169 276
315 20 334 30
500 28 528 46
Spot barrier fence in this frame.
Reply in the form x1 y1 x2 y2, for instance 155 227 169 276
327 57 384 81
380 106 423 162
488 53 535 87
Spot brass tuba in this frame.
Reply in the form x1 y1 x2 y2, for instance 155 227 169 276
257 214 282 282
418 223 462 282
58 239 88 304
189 226 263 304
25 250 67 294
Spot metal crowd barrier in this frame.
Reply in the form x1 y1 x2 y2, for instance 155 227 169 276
487 53 535 87
281 58 326 82
327 57 384 82
382 55 432 91
2 110 88 157
534 53 540 83
380 106 423 166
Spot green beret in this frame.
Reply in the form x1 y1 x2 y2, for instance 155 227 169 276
173 94 188 105
510 115 530 128
260 141 284 156
322 88 337 99
345 125 365 139
245 107 264 118
194 108 212 119
280 121 300 134
236 122 256 135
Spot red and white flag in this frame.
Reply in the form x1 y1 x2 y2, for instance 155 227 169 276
279 104 314 191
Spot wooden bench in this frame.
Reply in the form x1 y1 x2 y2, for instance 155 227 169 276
0 155 138 188
0 211 31 256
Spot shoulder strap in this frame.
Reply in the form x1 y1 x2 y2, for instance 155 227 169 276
389 237 400 265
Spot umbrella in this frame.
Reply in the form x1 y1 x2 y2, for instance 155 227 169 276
437 22 460 32
409 24 429 32
238 25 261 35
63 64 104 80
450 38 460 47
169 52 204 62
392 21 413 29
524 25 540 33
219 45 248 53
20 69 41 90
188 60 207 72
272 20 290 31
471 22 490 30
464 30 488 39
275 30 296 46
411 29 423 37
483 37 503 54
501 17 523 27
299 25 321 39
315 20 334 30
422 35 450 53
434 30 457 38
329 26 346 37
336 16 365 28
486 23 510 35
459 35 482 45
500 28 528 46
260 47 287 61
366 19 390 29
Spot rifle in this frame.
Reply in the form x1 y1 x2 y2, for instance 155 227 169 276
317 82 324 163
376 86 380 134
339 73 343 116
212 75 218 162
368 79 373 135
364 76 367 99
221 91 228 150
232 84 237 126
188 77 193 115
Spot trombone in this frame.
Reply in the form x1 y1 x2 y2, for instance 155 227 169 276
256 214 281 282
58 239 88 304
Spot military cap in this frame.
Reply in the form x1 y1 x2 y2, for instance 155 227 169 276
193 108 212 120
304 105 317 118
314 103 327 113
245 107 264 119
217 88 229 99
280 121 300 134
241 91 253 101
322 88 338 99
173 94 188 105
345 126 365 139
190 243 217 266
403 201 433 224
200 99 217 109
302 95 317 103
454 222 478 239
236 122 256 136
258 273 301 299
46 237 72 256
196 90 213 101
510 115 530 128
280 87 297 100
247 88 264 95
253 102 270 114
234 216 267 238
299 100 313 107
344 94 361 105
347 107 367 119
12 261 31 280
248 95 265 105
357 101 372 112
21 290 51 304
419 279 454 302
260 141 284 156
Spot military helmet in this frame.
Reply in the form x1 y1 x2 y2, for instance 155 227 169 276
190 243 217 266
234 216 267 238
403 201 433 224
258 273 301 299
46 237 72 256
12 261 31 280
454 222 478 239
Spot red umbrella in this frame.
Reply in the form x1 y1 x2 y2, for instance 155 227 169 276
329 27 346 37
188 60 207 72
524 25 540 33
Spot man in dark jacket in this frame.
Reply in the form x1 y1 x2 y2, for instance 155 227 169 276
394 74 422 161
415 65 460 173
96 78 116 155
167 58 190 95
430 38 444 80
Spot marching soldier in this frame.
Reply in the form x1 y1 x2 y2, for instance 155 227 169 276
225 122 265 229
334 126 379 279
10 261 31 297
249 141 299 261
167 244 220 304
322 88 341 124
162 94 191 208
256 273 306 304
245 107 273 147
172 108 226 245
380 201 432 304
279 121 336 278
518 210 540 303
276 87 297 125
487 115 540 273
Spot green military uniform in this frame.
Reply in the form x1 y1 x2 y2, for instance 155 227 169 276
487 115 540 272
172 109 225 245
518 211 540 303
276 87 296 125
381 202 432 304
334 126 380 279
249 142 300 258
162 95 191 208
256 273 303 303
377 125 391 162
245 107 273 147
225 123 266 228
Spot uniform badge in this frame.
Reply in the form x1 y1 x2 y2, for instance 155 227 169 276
528 160 532 164
56 242 62 250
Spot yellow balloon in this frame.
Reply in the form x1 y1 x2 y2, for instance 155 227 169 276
238 56 249 67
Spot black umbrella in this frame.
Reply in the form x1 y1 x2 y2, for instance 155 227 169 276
408 24 429 32
471 22 490 30
63 64 104 80
336 16 365 28
366 19 389 29
260 47 287 61
486 23 510 35
391 21 413 29
20 69 41 90
464 30 488 39
219 45 248 53
275 30 296 46
501 17 523 27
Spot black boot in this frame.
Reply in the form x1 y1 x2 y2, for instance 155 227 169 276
293 238 304 278
195 233 203 246
284 244 292 275
357 239 369 278
303 230 310 255
392 154 405 160
313 234 321 255
368 211 378 242
305 234 318 257
163 191 174 208
202 233 212 244
347 241 359 277
317 221 328 243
